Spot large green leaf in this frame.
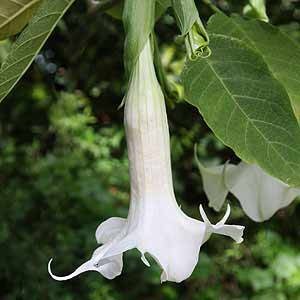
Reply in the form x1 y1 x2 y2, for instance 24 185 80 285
0 0 76 104
207 13 300 120
182 34 300 187
0 0 41 40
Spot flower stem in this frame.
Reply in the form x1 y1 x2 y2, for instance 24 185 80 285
201 0 222 13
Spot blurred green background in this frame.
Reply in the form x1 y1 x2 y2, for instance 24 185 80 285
1 0 300 299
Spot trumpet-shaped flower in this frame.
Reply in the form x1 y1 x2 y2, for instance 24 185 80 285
197 159 300 222
49 38 244 283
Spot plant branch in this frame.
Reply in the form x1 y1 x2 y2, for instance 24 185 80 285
201 0 222 13
87 0 122 13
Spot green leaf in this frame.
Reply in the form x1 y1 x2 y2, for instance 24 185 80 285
0 0 76 104
123 0 155 76
0 0 41 40
0 39 11 63
182 34 300 187
171 0 198 36
207 13 300 121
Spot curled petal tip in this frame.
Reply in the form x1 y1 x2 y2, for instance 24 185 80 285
160 272 167 284
48 258 60 281
215 204 231 227
226 204 231 213
199 204 211 224
141 253 150 267
48 257 93 281
222 204 231 224
48 258 70 281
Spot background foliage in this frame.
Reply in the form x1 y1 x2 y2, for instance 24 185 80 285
1 0 300 299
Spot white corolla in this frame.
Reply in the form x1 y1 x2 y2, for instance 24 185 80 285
48 38 244 283
197 157 300 222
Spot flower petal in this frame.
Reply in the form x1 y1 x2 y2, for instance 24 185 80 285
215 204 231 226
199 203 211 225
95 217 127 244
49 228 136 281
226 163 300 222
94 254 123 279
196 162 228 211
195 151 238 211
140 253 151 267
209 224 244 244
48 258 98 281
199 204 244 244
48 251 123 281
134 200 207 283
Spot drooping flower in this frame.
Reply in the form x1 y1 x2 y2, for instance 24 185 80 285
196 157 300 222
48 38 244 283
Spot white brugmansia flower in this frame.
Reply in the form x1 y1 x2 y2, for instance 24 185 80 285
48 38 244 283
196 157 300 222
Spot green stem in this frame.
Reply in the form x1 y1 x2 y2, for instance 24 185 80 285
88 0 122 13
153 33 179 106
98 0 121 10
201 0 222 13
